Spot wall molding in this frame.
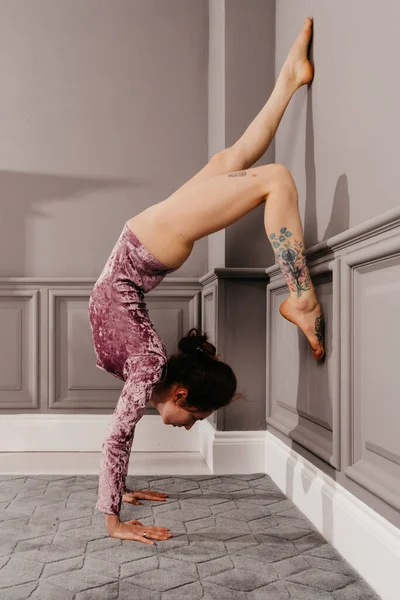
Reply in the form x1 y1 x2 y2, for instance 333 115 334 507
266 203 400 277
0 288 40 409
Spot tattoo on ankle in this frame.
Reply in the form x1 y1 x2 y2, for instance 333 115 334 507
228 171 247 177
315 314 325 343
269 227 312 297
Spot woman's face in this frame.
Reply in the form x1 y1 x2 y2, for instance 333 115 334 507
162 401 213 430
151 384 213 429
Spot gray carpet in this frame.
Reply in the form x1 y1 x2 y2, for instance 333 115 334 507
0 473 382 600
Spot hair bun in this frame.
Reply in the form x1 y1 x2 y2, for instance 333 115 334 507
196 341 217 358
178 328 219 359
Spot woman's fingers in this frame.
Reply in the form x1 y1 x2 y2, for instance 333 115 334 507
132 489 169 501
129 524 173 543
139 528 173 541
111 520 173 543
122 492 141 505
122 489 169 508
127 519 171 534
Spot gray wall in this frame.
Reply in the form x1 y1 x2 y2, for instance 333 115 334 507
0 0 209 279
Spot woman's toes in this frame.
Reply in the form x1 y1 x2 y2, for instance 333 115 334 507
313 345 325 362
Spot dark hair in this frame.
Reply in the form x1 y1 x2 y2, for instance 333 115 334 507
155 327 244 412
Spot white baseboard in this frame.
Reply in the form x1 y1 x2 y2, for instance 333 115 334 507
199 419 265 473
0 414 199 452
265 431 400 600
0 452 211 476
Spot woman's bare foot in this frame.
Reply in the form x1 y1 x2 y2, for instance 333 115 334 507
282 17 314 88
279 295 325 362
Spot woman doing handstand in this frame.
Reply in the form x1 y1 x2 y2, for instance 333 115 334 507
89 17 324 544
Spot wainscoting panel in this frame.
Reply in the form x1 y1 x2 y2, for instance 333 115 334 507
48 287 116 410
148 282 203 359
266 256 340 468
0 288 40 409
0 277 203 414
342 235 400 510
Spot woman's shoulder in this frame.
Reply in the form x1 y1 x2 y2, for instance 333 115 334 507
123 352 167 382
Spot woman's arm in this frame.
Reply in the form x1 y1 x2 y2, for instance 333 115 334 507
105 513 120 533
96 353 166 521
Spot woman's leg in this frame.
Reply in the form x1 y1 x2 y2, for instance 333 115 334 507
148 163 325 361
170 17 314 195
229 17 314 171
263 171 325 362
129 16 315 266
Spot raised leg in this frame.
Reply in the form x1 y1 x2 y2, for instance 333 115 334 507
128 17 315 268
230 17 314 170
170 17 314 194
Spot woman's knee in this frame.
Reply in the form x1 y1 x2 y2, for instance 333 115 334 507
270 164 297 189
255 163 297 195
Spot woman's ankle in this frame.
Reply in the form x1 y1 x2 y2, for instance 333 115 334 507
288 287 319 311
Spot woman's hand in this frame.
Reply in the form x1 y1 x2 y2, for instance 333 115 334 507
122 488 169 505
108 518 172 544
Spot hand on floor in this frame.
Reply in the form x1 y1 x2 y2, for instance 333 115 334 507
122 488 169 505
109 518 172 544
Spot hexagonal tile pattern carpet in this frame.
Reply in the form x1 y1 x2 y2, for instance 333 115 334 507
0 474 382 599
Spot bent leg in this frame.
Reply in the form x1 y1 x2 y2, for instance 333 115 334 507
263 168 325 361
156 163 282 245
127 163 284 270
263 168 313 301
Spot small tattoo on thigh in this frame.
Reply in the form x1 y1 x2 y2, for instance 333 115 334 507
228 171 247 177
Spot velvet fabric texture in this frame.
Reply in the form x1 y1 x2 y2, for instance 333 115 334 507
88 222 179 514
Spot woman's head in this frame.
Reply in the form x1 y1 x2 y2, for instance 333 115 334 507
150 328 241 428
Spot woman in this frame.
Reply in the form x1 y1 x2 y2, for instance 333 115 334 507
89 17 324 544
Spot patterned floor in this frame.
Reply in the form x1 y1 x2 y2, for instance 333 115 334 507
0 473 382 600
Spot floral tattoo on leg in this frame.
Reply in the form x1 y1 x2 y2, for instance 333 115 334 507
269 227 312 298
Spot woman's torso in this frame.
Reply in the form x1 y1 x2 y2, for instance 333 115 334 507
88 221 179 381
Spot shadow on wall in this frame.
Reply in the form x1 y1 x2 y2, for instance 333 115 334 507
284 76 351 542
0 170 146 275
303 77 351 247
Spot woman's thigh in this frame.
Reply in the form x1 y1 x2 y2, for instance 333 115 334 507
128 163 284 269
159 164 280 243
